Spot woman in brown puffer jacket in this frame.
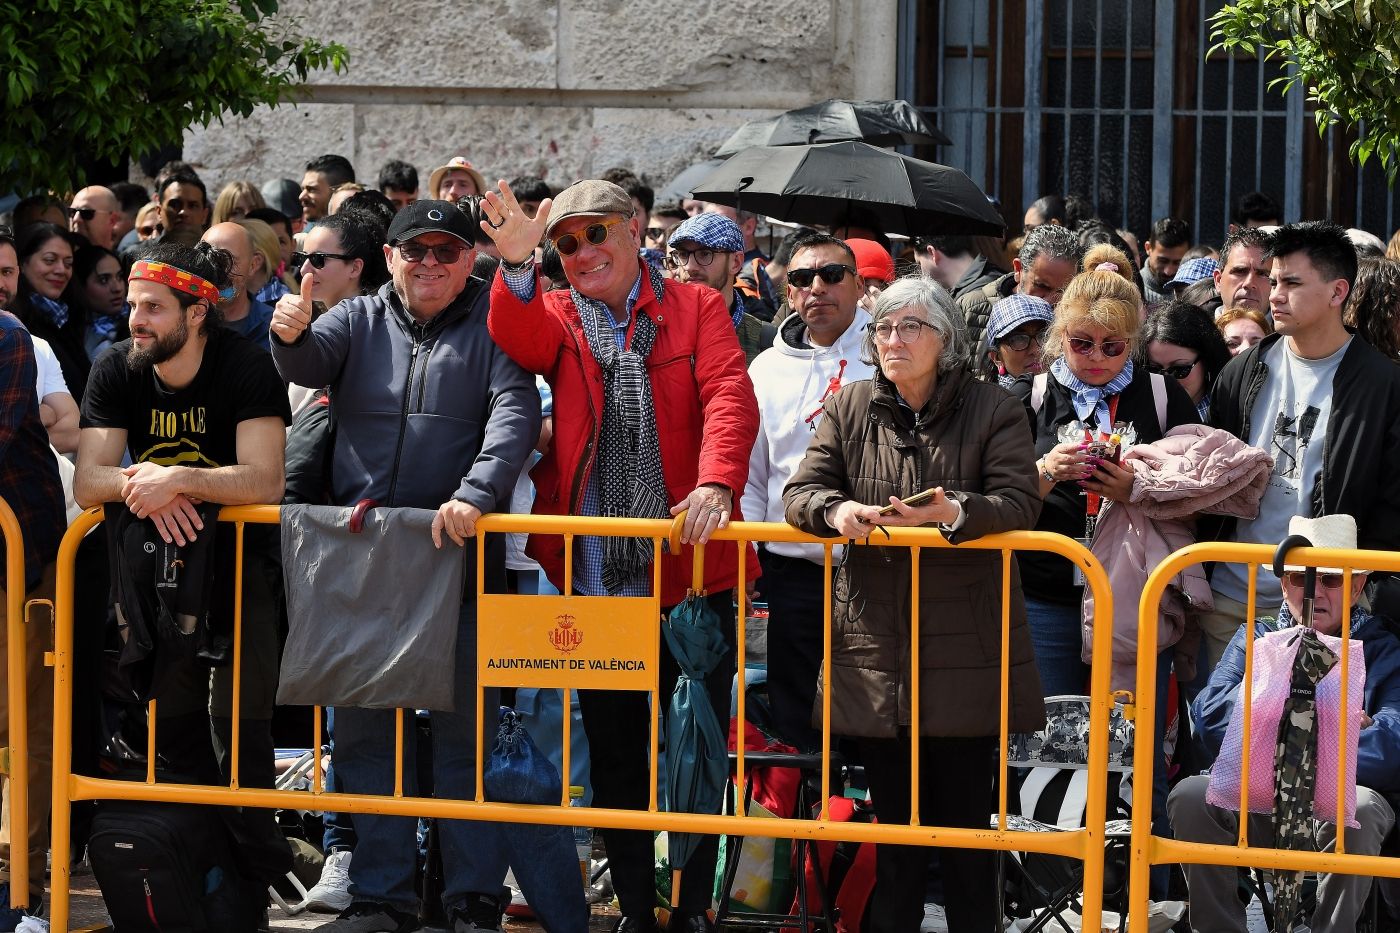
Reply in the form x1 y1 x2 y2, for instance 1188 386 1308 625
782 276 1044 933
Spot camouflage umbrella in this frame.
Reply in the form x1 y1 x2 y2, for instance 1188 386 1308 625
1269 533 1336 933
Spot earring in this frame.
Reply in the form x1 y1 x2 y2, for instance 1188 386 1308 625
997 363 1007 375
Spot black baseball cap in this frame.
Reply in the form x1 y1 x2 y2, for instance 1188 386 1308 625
386 198 476 247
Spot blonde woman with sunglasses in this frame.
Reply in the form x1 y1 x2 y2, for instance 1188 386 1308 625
1014 263 1200 699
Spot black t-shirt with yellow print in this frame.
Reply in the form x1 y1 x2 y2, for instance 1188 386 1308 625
81 327 291 464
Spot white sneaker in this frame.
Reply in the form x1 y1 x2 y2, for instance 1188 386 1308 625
920 902 949 933
302 848 353 914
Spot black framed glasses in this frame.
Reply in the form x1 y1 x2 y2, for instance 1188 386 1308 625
293 250 356 269
998 329 1049 352
787 263 855 288
1282 571 1348 589
664 247 717 269
1146 358 1199 380
395 242 467 264
1067 336 1129 358
869 318 938 344
553 218 627 257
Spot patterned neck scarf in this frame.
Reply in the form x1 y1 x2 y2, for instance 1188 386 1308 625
1271 626 1339 933
30 294 69 329
90 313 122 343
574 264 672 593
1050 356 1135 432
729 290 746 331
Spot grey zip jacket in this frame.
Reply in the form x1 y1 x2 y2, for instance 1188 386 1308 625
272 277 539 513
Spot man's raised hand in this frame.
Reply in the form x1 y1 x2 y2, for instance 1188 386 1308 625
479 180 551 265
271 272 315 344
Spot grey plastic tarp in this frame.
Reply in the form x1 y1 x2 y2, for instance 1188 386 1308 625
277 504 464 711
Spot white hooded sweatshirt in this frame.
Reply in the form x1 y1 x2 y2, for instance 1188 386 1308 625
742 307 875 563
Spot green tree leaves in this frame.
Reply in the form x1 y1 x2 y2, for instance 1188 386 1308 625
1212 0 1400 179
1 0 347 194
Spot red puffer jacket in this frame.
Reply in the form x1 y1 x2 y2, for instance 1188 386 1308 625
488 267 761 605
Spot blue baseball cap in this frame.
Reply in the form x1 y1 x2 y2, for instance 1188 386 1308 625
1166 256 1220 292
986 294 1054 348
666 212 745 253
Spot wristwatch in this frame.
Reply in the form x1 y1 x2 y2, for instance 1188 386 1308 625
1037 457 1055 483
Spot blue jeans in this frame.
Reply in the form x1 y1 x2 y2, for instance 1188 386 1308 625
321 707 357 853
1024 596 1090 697
333 601 507 913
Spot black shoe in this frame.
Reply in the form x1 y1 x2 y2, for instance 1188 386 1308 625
450 891 505 932
667 911 714 933
613 914 661 933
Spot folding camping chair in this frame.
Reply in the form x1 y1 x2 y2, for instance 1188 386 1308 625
997 695 1136 933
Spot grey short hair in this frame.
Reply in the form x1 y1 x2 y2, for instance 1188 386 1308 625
1018 223 1082 269
860 275 969 372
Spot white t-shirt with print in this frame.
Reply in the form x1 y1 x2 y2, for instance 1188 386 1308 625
1213 338 1350 608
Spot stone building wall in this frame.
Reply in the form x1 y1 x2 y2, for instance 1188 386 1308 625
179 0 898 197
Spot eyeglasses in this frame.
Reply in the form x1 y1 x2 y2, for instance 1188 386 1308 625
553 218 627 257
1282 571 1349 589
869 318 938 344
645 226 668 241
1147 358 1199 380
998 329 1049 352
66 206 103 220
664 247 717 269
787 264 856 288
1067 336 1129 358
137 223 163 237
396 242 467 264
293 251 356 269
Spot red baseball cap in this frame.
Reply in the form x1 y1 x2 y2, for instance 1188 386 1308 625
845 238 895 284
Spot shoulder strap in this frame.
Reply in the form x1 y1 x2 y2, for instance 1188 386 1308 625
1031 372 1048 413
1149 372 1168 435
758 322 777 353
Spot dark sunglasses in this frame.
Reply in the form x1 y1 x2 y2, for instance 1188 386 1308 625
998 329 1049 352
553 218 627 257
645 226 668 241
787 263 856 289
396 242 467 264
293 250 356 269
66 206 101 220
1067 336 1129 358
1283 571 1349 589
1147 359 1199 380
137 223 164 237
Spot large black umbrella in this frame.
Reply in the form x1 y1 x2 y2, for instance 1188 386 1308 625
713 98 952 157
690 140 1005 237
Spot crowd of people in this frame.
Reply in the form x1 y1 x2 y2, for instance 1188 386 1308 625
2 153 1400 933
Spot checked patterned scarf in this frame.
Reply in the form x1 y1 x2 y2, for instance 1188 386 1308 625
574 264 672 593
1271 627 1338 933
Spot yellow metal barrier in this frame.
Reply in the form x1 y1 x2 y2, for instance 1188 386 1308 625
1128 541 1400 931
49 505 1117 931
1 495 28 908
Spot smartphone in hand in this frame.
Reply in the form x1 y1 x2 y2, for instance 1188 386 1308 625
877 488 940 516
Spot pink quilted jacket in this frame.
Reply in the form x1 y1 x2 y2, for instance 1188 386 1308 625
1082 425 1273 691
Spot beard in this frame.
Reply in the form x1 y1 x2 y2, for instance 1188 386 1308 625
127 315 190 371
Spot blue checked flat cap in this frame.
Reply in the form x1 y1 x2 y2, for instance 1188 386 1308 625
667 212 745 253
1166 256 1220 291
986 293 1055 347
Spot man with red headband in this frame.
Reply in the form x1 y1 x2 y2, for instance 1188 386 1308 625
74 240 293 903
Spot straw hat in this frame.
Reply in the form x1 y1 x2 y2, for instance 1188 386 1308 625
1282 514 1361 574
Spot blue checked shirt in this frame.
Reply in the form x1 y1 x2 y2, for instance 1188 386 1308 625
501 263 652 596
